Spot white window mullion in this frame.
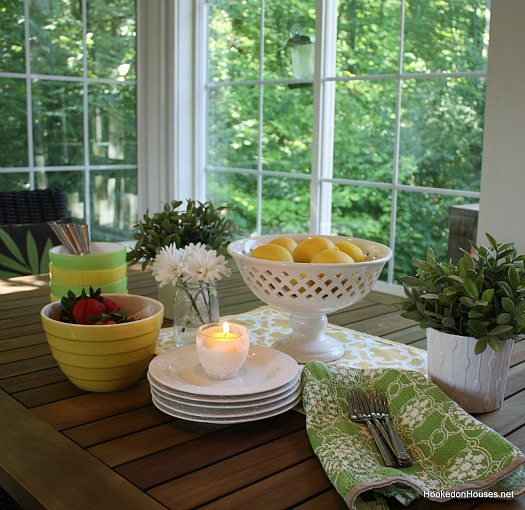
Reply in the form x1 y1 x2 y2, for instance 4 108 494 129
194 0 209 202
311 0 337 235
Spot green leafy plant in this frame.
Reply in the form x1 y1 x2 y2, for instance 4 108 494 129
396 233 525 353
126 199 238 270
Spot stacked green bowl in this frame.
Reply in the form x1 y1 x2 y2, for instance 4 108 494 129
49 242 128 301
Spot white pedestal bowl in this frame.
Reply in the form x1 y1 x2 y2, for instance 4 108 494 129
227 234 392 363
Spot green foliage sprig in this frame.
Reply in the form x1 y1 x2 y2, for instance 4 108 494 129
396 233 525 354
126 199 238 270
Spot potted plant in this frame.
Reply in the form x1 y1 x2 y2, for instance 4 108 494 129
396 233 525 413
126 199 238 318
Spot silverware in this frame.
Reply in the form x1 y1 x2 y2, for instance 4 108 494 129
348 391 398 467
370 391 413 467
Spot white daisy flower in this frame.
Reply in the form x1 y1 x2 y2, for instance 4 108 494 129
180 242 231 284
151 242 231 287
151 243 186 287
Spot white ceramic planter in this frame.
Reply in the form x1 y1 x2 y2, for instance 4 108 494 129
156 282 174 320
426 328 513 414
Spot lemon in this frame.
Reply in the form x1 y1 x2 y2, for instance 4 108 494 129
335 241 366 262
311 249 354 264
292 237 336 263
268 237 298 254
250 244 294 262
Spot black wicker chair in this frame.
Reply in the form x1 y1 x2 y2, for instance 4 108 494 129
0 188 69 279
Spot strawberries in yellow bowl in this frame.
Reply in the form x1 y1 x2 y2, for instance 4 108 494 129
41 293 164 392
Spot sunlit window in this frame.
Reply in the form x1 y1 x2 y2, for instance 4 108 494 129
0 0 137 241
204 0 489 283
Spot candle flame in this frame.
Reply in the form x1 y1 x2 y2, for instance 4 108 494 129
222 321 230 337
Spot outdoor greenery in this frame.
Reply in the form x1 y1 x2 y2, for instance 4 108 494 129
206 0 488 281
1 0 489 282
0 0 136 241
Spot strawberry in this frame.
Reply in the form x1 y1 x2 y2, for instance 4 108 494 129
101 297 120 314
72 297 105 325
60 287 130 325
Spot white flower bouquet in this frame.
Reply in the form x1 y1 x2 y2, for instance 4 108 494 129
151 242 231 288
151 242 231 345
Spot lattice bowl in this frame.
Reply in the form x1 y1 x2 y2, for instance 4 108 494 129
227 234 392 363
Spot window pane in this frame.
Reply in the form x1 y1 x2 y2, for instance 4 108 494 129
0 173 29 192
395 192 479 282
264 0 315 81
399 77 485 191
35 170 85 222
89 83 137 165
0 1 25 73
207 171 258 236
87 0 136 80
209 0 261 83
32 79 84 166
262 85 313 173
261 176 310 234
404 1 489 73
337 0 400 77
333 80 396 182
30 0 83 76
208 85 259 169
90 169 137 241
0 78 28 167
331 184 391 245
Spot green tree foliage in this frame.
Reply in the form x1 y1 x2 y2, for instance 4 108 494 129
206 0 488 282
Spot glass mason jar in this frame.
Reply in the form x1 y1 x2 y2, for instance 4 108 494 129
173 281 219 347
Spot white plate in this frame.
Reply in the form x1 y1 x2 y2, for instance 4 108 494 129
148 345 299 397
151 393 301 424
151 384 301 418
147 370 299 404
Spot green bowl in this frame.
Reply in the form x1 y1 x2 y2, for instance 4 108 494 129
50 277 128 299
49 242 127 271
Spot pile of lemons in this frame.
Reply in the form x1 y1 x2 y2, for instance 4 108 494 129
249 236 366 264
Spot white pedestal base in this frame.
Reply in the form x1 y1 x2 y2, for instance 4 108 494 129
272 312 344 363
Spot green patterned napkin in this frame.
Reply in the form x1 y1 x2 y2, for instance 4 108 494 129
301 361 525 510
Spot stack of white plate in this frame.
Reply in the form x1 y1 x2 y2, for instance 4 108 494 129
148 344 301 424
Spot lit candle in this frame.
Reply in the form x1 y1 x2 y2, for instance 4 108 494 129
196 321 250 379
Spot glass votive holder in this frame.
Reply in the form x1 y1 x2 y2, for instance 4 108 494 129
196 322 250 380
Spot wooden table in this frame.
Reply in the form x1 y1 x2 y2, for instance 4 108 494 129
1 267 524 510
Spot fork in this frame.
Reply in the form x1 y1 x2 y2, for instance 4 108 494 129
370 391 413 467
348 391 398 467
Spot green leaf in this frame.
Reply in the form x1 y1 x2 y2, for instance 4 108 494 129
488 336 502 352
497 313 512 325
40 238 54 274
25 231 39 273
442 317 456 328
501 297 514 313
400 276 423 288
0 253 30 273
481 289 494 303
508 265 519 288
488 324 514 336
0 228 27 265
463 278 479 300
459 296 476 308
474 337 488 354
400 310 424 322
469 319 488 336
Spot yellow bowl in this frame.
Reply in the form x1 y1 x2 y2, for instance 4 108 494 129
49 263 127 286
50 277 128 299
41 294 164 392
